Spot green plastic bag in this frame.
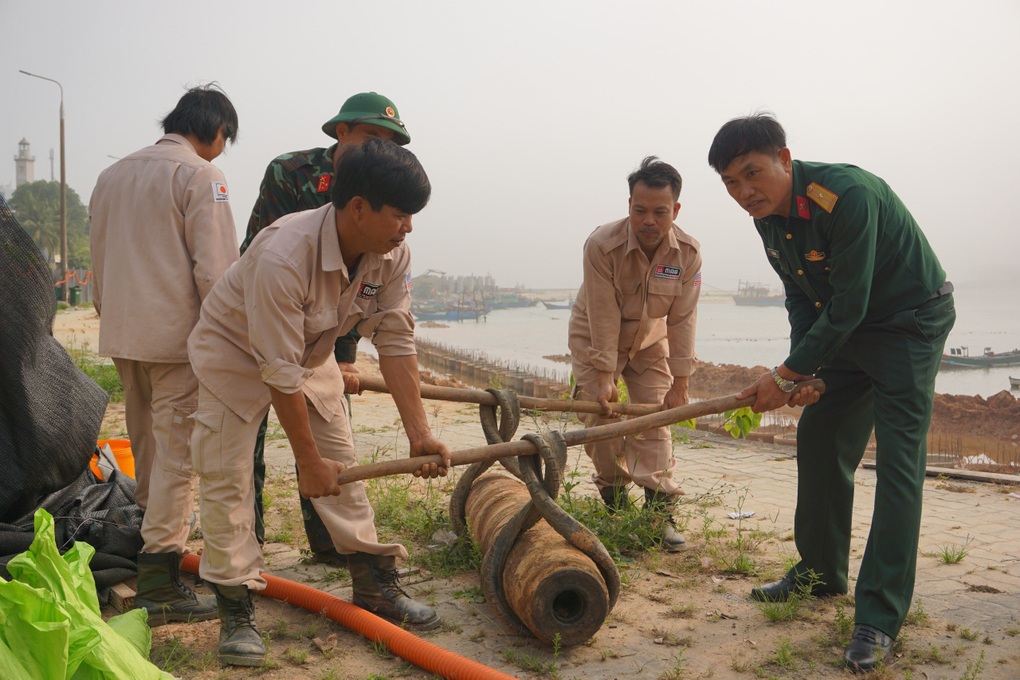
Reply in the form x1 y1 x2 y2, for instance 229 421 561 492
0 509 173 679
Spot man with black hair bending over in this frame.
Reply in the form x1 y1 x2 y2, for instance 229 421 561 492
188 138 450 666
568 156 702 552
708 113 955 672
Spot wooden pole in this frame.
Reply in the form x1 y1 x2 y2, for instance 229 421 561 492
353 374 663 416
336 379 823 485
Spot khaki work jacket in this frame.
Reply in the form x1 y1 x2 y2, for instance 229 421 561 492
188 204 415 423
569 217 701 377
89 134 238 362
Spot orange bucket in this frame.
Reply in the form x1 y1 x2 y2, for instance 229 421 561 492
91 439 135 480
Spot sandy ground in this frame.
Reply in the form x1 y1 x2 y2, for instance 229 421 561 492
52 308 1020 679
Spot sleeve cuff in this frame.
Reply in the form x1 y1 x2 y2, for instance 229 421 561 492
260 356 313 394
667 356 695 377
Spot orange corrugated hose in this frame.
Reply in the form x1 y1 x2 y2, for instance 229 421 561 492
180 554 514 680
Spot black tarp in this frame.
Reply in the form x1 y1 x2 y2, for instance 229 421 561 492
0 194 140 589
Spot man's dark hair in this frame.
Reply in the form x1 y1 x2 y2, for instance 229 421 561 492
161 84 238 145
332 138 431 214
627 156 682 201
707 112 786 173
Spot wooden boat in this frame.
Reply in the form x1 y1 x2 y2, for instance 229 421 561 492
541 299 574 310
940 346 1020 369
733 280 785 307
1010 376 1020 390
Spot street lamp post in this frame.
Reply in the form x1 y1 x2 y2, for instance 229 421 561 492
20 69 67 304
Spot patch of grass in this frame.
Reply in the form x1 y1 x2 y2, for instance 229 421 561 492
67 339 123 401
928 535 973 564
834 603 854 645
1006 626 1019 637
281 645 309 664
903 597 930 627
961 650 986 680
959 627 979 641
501 647 559 675
658 651 687 679
770 637 794 668
755 571 822 623
453 586 485 604
150 634 216 674
261 474 303 544
664 603 697 619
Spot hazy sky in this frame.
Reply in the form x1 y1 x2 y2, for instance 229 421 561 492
3 0 1018 292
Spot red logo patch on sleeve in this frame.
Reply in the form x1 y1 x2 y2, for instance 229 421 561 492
316 175 331 193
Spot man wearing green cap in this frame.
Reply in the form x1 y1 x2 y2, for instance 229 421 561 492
243 92 411 567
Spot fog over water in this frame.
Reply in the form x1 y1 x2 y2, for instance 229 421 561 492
413 285 1019 399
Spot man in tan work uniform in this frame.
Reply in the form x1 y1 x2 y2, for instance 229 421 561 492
187 138 451 667
89 85 239 624
569 156 702 551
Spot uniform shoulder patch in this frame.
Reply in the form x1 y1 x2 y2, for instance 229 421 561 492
211 181 229 202
805 182 837 213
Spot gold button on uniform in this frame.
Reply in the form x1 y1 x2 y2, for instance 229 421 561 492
797 269 804 276
814 301 822 308
786 233 793 240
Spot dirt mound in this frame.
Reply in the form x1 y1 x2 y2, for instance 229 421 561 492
690 361 765 397
931 389 1020 441
691 361 1020 446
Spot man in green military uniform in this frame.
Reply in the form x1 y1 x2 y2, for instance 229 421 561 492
708 113 955 672
244 92 411 565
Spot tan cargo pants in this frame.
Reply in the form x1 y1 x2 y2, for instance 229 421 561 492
571 357 683 497
190 384 405 590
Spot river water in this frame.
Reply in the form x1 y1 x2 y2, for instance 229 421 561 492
413 284 1019 399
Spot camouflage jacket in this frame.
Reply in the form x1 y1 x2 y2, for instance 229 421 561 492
243 144 360 363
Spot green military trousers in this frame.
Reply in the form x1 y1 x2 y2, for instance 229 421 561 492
787 293 955 638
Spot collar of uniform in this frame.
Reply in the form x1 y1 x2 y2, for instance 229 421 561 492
623 218 682 257
321 205 345 273
788 160 810 221
155 133 194 153
321 206 397 279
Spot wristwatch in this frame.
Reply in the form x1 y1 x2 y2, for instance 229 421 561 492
771 367 796 393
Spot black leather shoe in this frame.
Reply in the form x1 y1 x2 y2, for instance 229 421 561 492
843 624 894 672
749 576 799 602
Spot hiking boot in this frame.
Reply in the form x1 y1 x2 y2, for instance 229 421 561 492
209 583 266 667
644 488 686 552
599 486 631 514
309 547 349 568
134 552 217 626
349 553 440 630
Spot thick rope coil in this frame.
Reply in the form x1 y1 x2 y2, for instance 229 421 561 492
449 388 521 536
448 387 621 637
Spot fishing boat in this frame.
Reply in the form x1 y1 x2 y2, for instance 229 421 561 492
541 299 574 310
1009 376 1020 390
733 280 785 307
940 346 1020 369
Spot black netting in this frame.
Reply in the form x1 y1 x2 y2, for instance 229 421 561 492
0 193 109 520
0 194 139 589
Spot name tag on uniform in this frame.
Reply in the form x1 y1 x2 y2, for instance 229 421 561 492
653 264 681 280
211 181 229 202
357 282 381 299
767 248 780 259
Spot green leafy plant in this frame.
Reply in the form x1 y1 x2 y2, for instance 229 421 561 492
932 535 972 564
721 406 761 439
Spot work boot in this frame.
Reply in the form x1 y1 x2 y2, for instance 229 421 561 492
309 547 349 568
134 552 217 626
209 583 266 667
348 553 440 630
644 488 686 552
599 486 631 514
